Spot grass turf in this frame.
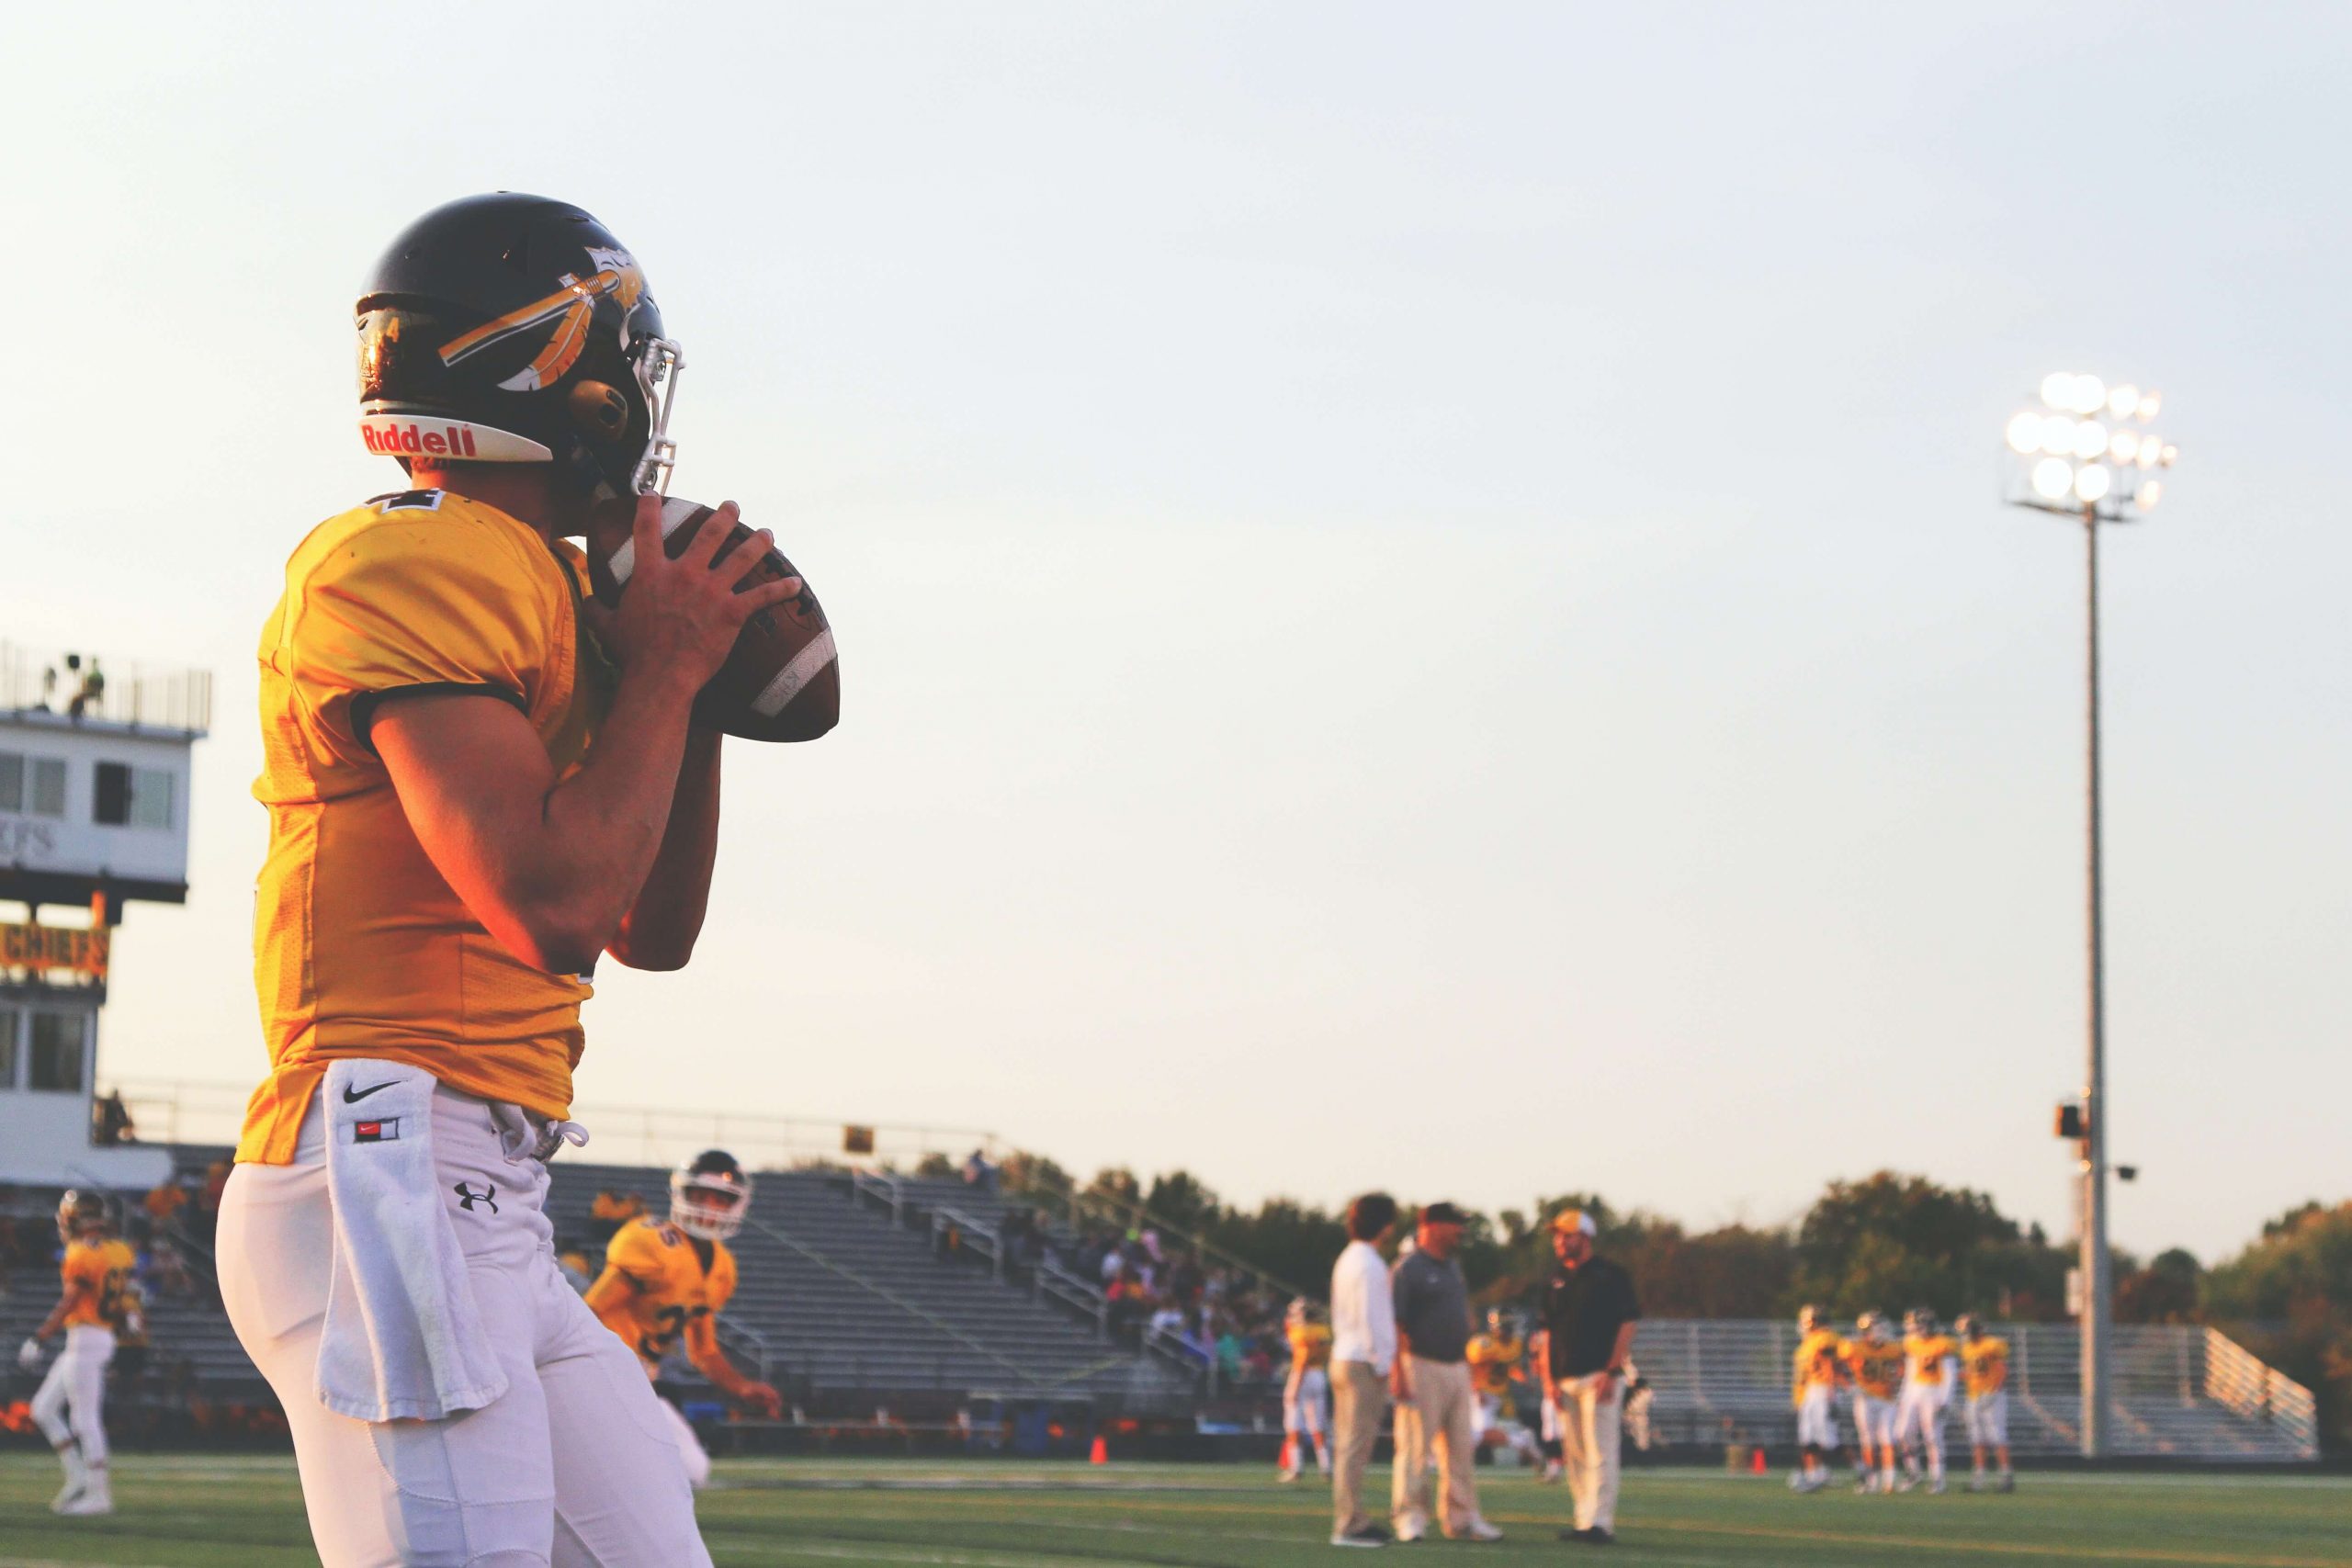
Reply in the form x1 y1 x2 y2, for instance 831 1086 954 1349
3 1454 2348 1567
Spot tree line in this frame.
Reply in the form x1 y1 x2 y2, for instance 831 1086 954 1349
1040 1163 2351 1454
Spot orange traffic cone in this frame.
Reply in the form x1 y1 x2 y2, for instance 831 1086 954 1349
1749 1446 1769 1475
1090 1435 1109 1465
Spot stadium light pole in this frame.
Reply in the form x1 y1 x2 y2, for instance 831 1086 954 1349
2000 375 2176 1460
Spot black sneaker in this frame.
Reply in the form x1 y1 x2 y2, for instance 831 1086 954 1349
1331 1524 1391 1548
1556 1527 1616 1545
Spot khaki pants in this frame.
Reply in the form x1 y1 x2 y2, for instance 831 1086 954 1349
1556 1373 1623 1533
1329 1360 1387 1536
1392 1356 1481 1535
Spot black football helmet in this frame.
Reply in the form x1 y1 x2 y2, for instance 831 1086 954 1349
356 193 683 500
670 1148 752 1242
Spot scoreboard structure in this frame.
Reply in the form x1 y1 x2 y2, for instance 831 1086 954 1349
0 645 209 1188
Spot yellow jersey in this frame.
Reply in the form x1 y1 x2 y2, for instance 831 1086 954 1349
1962 1335 2009 1397
1466 1332 1525 1397
585 1216 741 1378
1905 1332 1958 1387
1792 1327 1846 1403
1845 1336 1905 1400
61 1239 136 1330
1286 1320 1333 1373
238 490 613 1163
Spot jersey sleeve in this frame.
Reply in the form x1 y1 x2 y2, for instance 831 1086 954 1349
281 513 556 757
604 1221 665 1288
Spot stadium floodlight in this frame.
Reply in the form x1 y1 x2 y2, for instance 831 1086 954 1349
1997 372 2180 1461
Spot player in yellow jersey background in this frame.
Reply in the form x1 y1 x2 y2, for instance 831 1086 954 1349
1843 1310 1905 1493
1895 1308 1960 1492
1956 1314 2015 1492
214 192 810 1568
1465 1309 1542 1468
16 1192 135 1516
1278 1299 1334 1481
585 1151 783 1489
1787 1305 1854 1493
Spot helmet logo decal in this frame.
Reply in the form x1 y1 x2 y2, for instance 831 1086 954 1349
438 249 647 393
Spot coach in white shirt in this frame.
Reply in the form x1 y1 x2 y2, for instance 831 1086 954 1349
1328 1192 1400 1548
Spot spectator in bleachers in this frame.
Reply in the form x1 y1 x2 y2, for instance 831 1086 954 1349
145 1239 196 1300
141 1179 187 1243
590 1189 646 1247
557 1247 594 1296
961 1148 998 1192
195 1162 231 1246
93 1091 136 1147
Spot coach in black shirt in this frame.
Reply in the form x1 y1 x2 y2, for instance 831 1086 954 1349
1539 1208 1639 1544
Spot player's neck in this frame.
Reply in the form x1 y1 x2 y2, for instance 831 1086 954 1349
409 463 583 541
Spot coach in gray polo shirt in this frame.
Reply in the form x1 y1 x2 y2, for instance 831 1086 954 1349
1389 1202 1504 1542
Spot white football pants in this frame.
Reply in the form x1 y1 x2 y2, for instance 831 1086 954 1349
220 1085 708 1567
1894 1386 1947 1471
32 1324 115 1464
662 1398 713 1489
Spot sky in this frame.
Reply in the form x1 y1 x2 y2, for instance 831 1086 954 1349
5 3 2347 1265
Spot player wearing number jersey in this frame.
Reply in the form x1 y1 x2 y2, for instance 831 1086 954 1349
1278 1301 1334 1481
1843 1312 1905 1492
584 1152 783 1488
1787 1306 1853 1493
1895 1309 1959 1492
16 1192 133 1515
1465 1310 1543 1468
1956 1314 2014 1491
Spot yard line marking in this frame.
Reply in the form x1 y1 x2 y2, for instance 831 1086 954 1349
1635 1517 2352 1568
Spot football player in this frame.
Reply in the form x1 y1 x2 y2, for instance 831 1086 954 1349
16 1192 135 1515
1276 1299 1333 1482
1956 1314 2014 1492
1787 1305 1852 1493
585 1152 784 1487
214 193 808 1568
1465 1309 1541 1467
1894 1308 1959 1493
1843 1310 1904 1493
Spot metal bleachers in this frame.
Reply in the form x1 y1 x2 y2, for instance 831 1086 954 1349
540 1158 1189 1411
1627 1319 2318 1461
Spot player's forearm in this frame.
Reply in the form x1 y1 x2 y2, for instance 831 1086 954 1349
608 724 721 970
1610 1322 1637 1371
514 668 702 971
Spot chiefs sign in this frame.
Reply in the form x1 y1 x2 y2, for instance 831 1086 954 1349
0 922 109 979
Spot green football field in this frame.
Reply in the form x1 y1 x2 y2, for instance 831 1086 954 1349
4 1454 2348 1567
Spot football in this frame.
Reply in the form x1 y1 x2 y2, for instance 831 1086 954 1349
583 496 840 742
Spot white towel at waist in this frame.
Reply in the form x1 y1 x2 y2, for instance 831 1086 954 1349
314 1059 508 1422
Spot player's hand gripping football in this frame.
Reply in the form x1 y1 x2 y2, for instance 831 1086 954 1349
589 495 803 696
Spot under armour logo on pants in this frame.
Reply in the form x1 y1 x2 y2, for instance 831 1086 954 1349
453 1181 499 1213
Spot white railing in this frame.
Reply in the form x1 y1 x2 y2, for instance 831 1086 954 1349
107 1078 1001 1178
1622 1319 2316 1461
2205 1326 2320 1459
0 644 211 734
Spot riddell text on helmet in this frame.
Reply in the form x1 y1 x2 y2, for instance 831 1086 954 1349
363 421 477 457
357 416 554 462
